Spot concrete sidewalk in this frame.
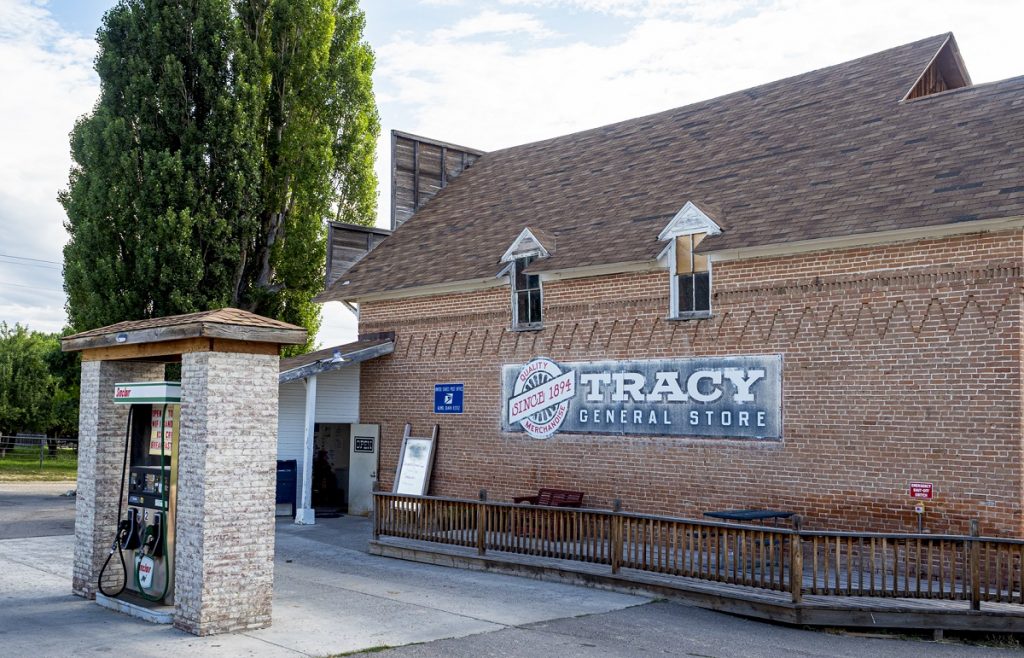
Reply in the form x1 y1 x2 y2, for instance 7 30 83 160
0 515 649 657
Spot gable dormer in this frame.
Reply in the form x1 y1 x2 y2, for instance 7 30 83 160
903 34 971 101
500 227 556 263
499 227 554 330
658 201 722 320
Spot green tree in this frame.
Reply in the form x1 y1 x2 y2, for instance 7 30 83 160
61 0 379 351
0 324 56 439
44 329 81 439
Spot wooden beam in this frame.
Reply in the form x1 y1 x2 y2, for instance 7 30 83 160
412 139 420 210
81 337 280 362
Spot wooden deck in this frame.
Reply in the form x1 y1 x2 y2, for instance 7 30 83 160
371 535 1024 633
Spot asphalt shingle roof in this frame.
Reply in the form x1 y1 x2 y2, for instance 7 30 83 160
64 308 303 340
319 34 1024 302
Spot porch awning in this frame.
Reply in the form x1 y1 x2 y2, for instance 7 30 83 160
278 334 394 384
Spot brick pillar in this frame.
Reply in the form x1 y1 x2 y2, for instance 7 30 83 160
173 351 279 635
73 360 164 599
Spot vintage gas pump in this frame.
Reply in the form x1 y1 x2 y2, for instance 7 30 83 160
99 381 180 605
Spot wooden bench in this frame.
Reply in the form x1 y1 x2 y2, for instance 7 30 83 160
513 488 584 508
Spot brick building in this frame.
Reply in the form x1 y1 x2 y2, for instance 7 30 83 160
317 34 1024 536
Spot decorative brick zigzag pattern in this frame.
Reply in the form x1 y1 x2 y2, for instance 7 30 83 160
384 291 1017 361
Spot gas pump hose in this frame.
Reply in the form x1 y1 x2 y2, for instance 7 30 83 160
134 403 170 602
97 407 134 598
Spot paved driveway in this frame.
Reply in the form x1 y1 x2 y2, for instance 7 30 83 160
0 483 1017 657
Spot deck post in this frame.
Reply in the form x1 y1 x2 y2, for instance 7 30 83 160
477 500 487 555
372 494 380 540
969 519 981 611
611 513 623 574
790 515 803 604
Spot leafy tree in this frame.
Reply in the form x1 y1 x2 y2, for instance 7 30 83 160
61 0 379 351
44 329 82 439
0 325 81 450
0 324 56 441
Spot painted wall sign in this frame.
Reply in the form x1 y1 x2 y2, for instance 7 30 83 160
909 482 934 499
501 355 782 440
434 383 464 414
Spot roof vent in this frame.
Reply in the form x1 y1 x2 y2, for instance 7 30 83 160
391 131 485 230
904 35 971 101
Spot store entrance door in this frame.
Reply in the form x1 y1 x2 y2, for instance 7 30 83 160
348 424 379 515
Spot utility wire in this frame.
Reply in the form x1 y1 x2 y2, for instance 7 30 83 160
0 258 60 270
0 280 65 293
0 253 61 265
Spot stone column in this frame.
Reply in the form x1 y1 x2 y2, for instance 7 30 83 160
173 350 279 635
73 360 164 599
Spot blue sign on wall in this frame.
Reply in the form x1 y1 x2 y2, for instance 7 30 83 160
434 383 464 414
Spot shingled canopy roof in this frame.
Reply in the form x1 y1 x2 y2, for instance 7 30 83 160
62 308 307 352
319 33 1024 303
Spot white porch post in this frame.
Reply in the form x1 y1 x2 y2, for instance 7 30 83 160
295 374 317 524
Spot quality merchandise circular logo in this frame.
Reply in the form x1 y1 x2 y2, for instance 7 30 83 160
508 357 576 439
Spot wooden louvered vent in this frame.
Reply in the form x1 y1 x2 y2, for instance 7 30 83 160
905 36 971 100
391 131 484 230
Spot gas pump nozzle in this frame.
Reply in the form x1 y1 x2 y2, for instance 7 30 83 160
141 513 164 558
116 509 142 551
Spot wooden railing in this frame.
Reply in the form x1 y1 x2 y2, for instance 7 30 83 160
800 522 1024 606
373 493 1024 609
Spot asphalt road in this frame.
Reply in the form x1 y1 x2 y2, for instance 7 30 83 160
0 482 77 539
347 599 1021 658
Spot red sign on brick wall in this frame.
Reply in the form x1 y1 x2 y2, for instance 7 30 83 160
909 482 934 499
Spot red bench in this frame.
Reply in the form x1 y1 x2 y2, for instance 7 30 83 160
513 488 584 508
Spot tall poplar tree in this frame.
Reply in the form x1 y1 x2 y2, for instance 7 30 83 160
61 0 379 349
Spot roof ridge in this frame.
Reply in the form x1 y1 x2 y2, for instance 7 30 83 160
476 33 951 160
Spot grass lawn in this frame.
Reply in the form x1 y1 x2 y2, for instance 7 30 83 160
0 445 78 482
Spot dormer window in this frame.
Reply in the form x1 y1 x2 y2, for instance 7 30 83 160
658 201 721 320
671 233 711 318
500 227 554 331
512 256 542 329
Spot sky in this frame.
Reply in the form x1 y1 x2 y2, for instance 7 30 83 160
1 0 1023 347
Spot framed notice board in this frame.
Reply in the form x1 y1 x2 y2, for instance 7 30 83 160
393 423 439 496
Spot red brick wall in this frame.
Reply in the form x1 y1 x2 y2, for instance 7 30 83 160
358 229 1023 536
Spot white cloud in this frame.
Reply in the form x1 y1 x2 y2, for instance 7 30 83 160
499 0 768 20
434 9 556 40
317 302 360 348
0 0 98 331
375 0 1024 159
